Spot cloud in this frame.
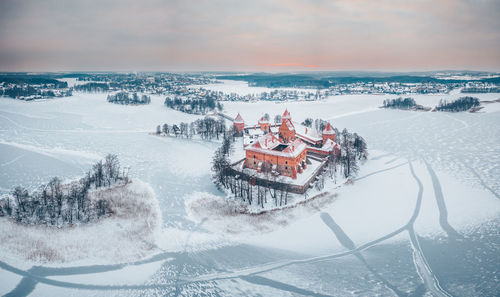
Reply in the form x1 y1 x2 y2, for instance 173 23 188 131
0 0 499 71
262 63 320 68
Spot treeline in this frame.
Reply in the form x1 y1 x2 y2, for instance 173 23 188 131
461 87 500 93
212 123 367 208
0 75 68 88
216 74 482 88
383 97 417 109
0 86 72 99
436 96 480 112
156 116 227 140
164 96 222 115
74 82 110 92
0 155 128 227
107 92 151 105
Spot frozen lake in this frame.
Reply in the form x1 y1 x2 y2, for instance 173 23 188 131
0 88 499 296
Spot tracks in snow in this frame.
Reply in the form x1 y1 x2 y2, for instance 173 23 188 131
1 159 459 296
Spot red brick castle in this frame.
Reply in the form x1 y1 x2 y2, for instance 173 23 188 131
235 109 338 179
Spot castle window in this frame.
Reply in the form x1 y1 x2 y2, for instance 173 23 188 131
285 160 288 164
285 166 288 170
254 155 256 159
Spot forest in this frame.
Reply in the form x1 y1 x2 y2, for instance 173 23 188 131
382 97 417 109
107 91 151 105
0 155 127 227
0 86 72 99
74 82 110 92
436 96 480 112
164 96 222 114
0 74 68 87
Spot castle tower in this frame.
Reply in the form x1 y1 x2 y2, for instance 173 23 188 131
282 109 291 123
258 115 270 133
322 123 336 143
279 109 295 142
233 113 245 134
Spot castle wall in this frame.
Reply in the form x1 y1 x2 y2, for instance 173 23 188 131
245 149 307 178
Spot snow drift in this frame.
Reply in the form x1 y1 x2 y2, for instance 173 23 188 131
186 191 338 235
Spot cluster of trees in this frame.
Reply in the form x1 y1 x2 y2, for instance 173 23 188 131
329 129 368 179
164 96 222 115
301 118 339 138
156 116 227 140
74 82 110 92
107 92 151 105
383 97 417 109
1 86 36 98
0 155 127 227
436 96 480 112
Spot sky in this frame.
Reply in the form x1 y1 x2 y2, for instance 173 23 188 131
0 0 499 72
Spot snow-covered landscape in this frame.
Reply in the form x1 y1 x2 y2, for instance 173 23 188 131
0 78 499 296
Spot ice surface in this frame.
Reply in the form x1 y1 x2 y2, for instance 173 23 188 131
0 84 499 296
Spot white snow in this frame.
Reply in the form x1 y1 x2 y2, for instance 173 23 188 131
0 83 499 295
189 79 315 96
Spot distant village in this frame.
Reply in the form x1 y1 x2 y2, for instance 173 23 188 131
2 72 499 103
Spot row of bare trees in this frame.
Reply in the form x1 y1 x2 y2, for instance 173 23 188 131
156 116 227 140
0 154 127 227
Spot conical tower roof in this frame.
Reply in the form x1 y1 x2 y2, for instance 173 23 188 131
323 123 335 135
282 109 291 119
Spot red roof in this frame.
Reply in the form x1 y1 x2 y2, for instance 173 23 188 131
282 109 291 119
234 113 244 124
258 116 269 124
280 118 295 132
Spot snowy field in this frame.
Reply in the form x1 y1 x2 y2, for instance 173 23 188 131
189 79 319 95
0 82 499 296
